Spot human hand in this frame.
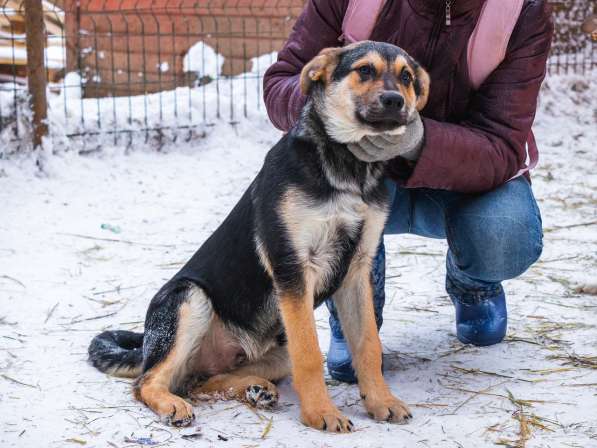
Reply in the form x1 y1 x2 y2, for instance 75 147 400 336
346 112 424 162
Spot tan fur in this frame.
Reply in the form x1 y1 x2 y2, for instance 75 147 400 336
323 79 370 142
193 315 247 374
278 293 353 432
350 52 387 97
135 333 195 424
194 374 278 403
229 345 291 381
306 43 429 143
331 205 411 423
414 65 430 111
361 51 387 75
394 56 417 116
279 187 367 297
392 54 430 111
135 289 213 424
104 362 142 379
300 47 343 94
277 189 401 431
190 345 289 405
254 234 274 277
347 72 384 98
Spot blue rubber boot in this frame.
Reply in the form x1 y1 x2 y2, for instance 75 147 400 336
326 241 386 383
326 332 358 384
448 279 508 346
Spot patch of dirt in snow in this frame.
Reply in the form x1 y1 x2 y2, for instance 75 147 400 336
0 74 596 448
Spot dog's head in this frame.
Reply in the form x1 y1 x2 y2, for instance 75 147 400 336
300 41 429 143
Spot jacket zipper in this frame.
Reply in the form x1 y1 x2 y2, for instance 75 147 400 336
423 1 450 68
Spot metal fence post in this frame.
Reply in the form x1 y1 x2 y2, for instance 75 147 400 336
25 0 49 148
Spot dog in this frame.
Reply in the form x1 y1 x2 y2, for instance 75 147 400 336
88 41 429 433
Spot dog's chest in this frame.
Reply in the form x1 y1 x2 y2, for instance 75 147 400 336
281 190 381 293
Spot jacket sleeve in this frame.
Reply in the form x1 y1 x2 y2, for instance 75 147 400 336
263 0 348 132
393 1 554 193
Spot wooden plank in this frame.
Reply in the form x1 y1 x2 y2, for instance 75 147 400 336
25 0 48 148
0 57 26 65
0 37 26 47
63 0 77 71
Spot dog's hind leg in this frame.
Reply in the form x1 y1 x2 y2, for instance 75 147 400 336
194 374 278 408
231 344 290 382
134 281 213 427
192 345 289 408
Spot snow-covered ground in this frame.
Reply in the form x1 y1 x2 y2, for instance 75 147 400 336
0 73 596 448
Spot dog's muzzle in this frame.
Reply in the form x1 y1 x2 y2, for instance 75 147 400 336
357 91 409 131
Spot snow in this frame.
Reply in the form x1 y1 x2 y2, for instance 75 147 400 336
159 62 170 73
46 37 66 70
183 41 223 79
1 47 274 156
0 42 64 70
60 72 83 102
0 61 596 447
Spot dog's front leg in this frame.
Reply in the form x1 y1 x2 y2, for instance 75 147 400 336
278 291 354 432
333 259 412 424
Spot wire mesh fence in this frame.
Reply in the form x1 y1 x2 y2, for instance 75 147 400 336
0 0 595 153
0 0 64 146
550 0 596 74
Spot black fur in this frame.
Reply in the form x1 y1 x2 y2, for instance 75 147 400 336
88 330 144 375
141 281 194 373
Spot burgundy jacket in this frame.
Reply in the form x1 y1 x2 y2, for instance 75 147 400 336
263 0 553 193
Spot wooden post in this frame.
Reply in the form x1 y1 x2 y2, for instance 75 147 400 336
64 0 79 74
25 0 49 148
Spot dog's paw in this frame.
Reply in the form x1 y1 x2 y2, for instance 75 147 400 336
364 394 411 424
301 405 354 433
245 382 278 408
160 397 195 427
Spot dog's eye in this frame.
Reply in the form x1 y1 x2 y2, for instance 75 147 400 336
357 65 374 77
401 70 412 86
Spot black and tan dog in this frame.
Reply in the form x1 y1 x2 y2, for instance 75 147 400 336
89 41 429 433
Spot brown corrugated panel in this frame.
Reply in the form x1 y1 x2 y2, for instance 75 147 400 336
63 0 303 97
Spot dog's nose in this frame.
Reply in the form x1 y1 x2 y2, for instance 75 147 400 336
380 91 404 111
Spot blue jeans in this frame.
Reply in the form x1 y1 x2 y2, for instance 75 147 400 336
327 176 543 339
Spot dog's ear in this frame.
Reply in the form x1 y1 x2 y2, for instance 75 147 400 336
413 65 430 111
300 47 343 95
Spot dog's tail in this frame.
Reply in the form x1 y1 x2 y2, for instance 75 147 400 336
88 330 144 378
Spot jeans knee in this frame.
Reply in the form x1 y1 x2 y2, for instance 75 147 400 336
448 209 543 283
513 229 543 278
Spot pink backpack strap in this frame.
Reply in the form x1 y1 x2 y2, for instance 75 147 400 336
466 0 537 179
467 0 525 90
340 0 386 43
